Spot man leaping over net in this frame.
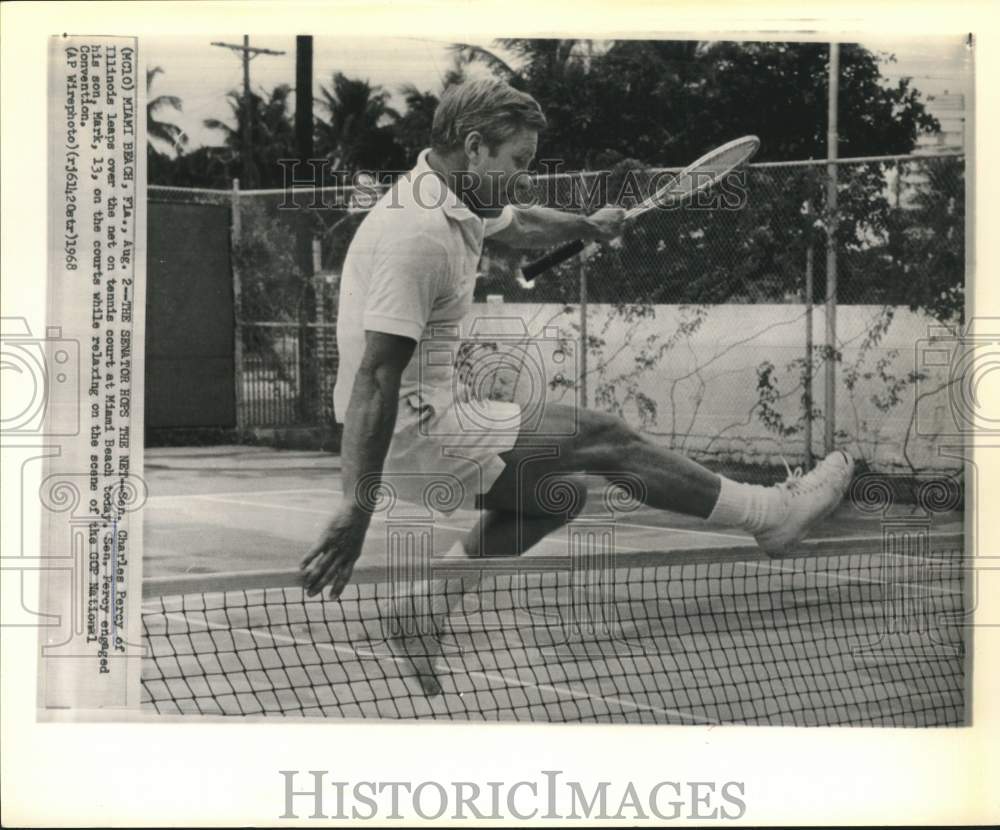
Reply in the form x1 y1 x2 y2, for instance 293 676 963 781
301 79 854 693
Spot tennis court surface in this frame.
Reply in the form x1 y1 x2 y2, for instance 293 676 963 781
140 447 967 726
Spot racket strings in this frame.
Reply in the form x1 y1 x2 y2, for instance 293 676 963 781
630 137 759 217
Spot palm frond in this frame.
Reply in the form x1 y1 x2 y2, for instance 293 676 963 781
448 42 517 79
146 66 165 90
203 117 237 138
148 94 183 115
148 121 187 149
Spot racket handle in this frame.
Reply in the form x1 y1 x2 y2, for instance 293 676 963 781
519 239 586 282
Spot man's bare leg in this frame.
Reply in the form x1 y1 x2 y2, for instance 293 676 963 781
487 404 851 547
387 406 732 694
391 402 851 695
388 474 587 695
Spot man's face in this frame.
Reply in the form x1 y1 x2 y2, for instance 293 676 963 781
467 128 538 217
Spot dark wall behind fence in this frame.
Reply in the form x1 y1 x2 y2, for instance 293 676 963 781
145 201 236 429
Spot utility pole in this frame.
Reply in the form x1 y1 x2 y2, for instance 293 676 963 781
294 35 318 424
211 37 285 188
824 42 839 455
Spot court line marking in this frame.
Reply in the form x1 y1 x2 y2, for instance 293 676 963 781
149 491 959 546
611 521 752 542
151 489 944 548
147 606 721 725
739 556 962 596
808 533 965 545
148 493 649 553
148 491 756 550
186 494 340 516
154 487 753 551
150 490 743 542
148 488 340 502
151 488 955 557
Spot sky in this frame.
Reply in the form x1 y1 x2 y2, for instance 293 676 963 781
146 35 481 149
145 34 973 152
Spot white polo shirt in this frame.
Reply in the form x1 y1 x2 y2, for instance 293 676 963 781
333 150 512 424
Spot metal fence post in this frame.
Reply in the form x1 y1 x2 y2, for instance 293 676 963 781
824 43 840 455
297 221 318 425
804 213 815 470
231 177 245 431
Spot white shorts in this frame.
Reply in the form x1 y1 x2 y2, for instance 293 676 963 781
381 393 521 515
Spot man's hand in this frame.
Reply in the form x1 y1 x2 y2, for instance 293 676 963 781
301 505 372 598
585 206 627 242
306 330 414 598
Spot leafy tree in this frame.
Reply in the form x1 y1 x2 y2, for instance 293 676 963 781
456 38 960 475
203 84 297 187
233 199 306 322
842 155 965 321
462 40 950 314
315 73 404 173
146 66 187 155
393 84 440 165
460 40 937 169
387 46 472 165
149 144 232 188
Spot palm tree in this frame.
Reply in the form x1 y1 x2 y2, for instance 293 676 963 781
204 84 297 187
449 39 604 85
447 42 519 80
315 73 402 172
449 39 721 168
392 84 439 163
146 66 187 155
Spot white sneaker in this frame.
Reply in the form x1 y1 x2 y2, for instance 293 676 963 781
754 450 855 556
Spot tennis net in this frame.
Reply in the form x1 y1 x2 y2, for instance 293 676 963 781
141 531 967 725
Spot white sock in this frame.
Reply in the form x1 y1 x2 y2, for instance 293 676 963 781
707 476 782 533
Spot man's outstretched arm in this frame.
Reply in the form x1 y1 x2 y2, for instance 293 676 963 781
487 204 625 249
301 330 416 598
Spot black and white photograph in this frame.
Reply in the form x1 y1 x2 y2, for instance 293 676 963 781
137 31 970 726
2 1 998 825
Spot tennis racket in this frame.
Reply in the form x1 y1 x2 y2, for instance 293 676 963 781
519 135 760 283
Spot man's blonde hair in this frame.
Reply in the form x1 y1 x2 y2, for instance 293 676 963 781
431 78 547 154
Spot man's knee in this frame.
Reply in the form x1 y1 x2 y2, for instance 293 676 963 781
575 409 637 451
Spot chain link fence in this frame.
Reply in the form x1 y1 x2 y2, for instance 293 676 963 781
474 154 966 479
148 152 965 477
